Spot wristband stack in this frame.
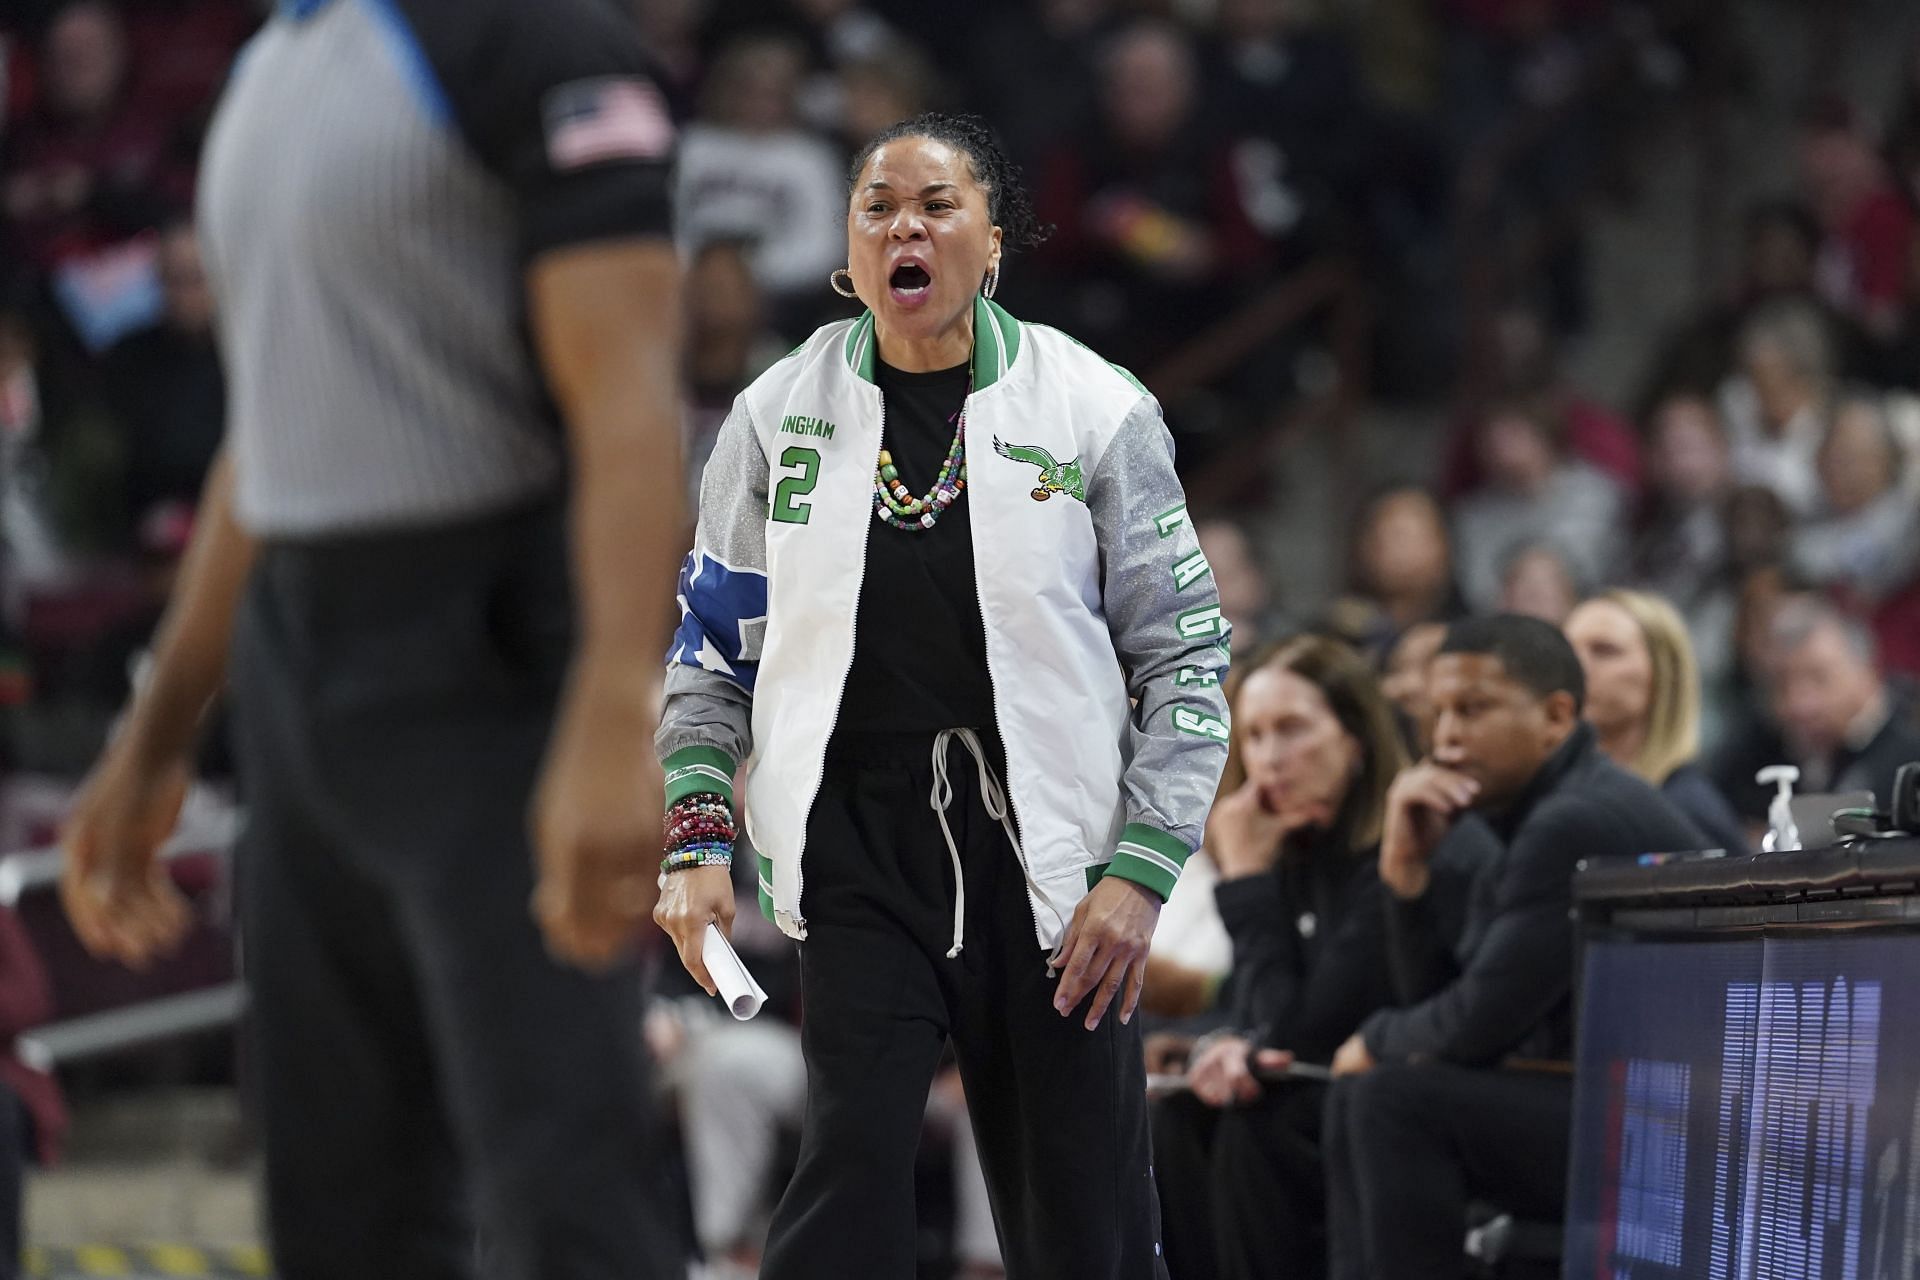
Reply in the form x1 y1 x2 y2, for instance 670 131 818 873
662 792 734 874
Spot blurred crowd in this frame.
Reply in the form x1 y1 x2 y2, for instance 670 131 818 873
0 0 240 778
0 0 1916 785
1 0 1920 1273
0 0 1913 780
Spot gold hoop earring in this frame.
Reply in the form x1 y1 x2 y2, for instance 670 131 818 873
982 265 1000 299
830 268 858 299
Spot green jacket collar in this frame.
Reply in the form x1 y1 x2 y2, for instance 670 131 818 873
841 296 1023 390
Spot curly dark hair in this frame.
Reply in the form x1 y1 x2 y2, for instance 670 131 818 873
846 112 1051 251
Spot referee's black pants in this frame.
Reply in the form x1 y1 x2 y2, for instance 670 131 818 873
760 731 1169 1280
1324 1061 1572 1279
228 501 679 1280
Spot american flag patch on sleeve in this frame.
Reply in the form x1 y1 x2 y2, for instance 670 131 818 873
543 76 675 170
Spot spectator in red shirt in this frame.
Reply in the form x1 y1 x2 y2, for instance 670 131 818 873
1028 19 1279 376
1800 97 1916 341
1 1 190 272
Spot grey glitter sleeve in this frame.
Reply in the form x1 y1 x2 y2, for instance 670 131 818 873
1086 396 1232 897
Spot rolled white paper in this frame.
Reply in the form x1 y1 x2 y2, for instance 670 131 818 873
703 922 767 1021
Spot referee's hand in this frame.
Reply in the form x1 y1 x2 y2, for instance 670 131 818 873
531 674 662 971
60 742 195 969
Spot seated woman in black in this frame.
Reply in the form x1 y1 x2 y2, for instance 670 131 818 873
1150 635 1426 1280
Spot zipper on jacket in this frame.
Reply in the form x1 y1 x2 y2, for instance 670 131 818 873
964 390 1050 952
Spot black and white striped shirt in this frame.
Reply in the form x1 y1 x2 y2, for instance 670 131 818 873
197 0 674 537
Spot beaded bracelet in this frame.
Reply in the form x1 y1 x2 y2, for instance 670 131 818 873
666 840 731 858
666 813 734 846
662 846 733 873
668 804 732 831
664 793 732 839
673 795 730 814
663 792 734 874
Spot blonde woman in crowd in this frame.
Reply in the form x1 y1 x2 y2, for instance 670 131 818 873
1564 589 1750 852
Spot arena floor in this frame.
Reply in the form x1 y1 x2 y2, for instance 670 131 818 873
25 1244 269 1278
26 1089 262 1279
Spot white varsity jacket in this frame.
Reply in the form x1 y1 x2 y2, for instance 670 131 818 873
657 297 1232 949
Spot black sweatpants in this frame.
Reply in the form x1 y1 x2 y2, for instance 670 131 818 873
1324 1062 1572 1280
760 731 1168 1280
228 501 679 1280
1153 1081 1329 1280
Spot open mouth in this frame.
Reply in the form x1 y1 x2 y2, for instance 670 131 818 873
889 262 932 297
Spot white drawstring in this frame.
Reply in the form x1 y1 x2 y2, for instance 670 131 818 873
930 728 1023 959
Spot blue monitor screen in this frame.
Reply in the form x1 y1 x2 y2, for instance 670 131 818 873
1565 933 1920 1279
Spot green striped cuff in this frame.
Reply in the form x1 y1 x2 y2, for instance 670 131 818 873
756 851 776 922
1106 823 1191 902
662 746 736 808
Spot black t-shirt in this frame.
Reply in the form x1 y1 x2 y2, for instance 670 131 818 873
836 359 996 735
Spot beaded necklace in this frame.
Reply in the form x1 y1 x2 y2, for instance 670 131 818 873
872 373 970 532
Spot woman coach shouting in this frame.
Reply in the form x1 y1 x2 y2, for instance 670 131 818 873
653 113 1229 1278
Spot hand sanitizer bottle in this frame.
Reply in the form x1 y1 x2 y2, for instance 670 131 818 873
1756 765 1801 853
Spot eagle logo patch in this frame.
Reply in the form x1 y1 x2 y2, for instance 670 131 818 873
992 437 1087 503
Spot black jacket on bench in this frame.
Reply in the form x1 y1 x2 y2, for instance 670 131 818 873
1361 723 1705 1066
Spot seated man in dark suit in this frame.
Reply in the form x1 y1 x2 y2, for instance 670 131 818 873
1324 615 1705 1280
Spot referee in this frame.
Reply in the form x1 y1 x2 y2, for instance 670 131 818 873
56 1 685 1277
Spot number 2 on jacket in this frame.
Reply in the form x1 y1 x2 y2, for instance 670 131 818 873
771 446 821 525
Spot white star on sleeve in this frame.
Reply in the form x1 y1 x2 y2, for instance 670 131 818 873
694 635 736 676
